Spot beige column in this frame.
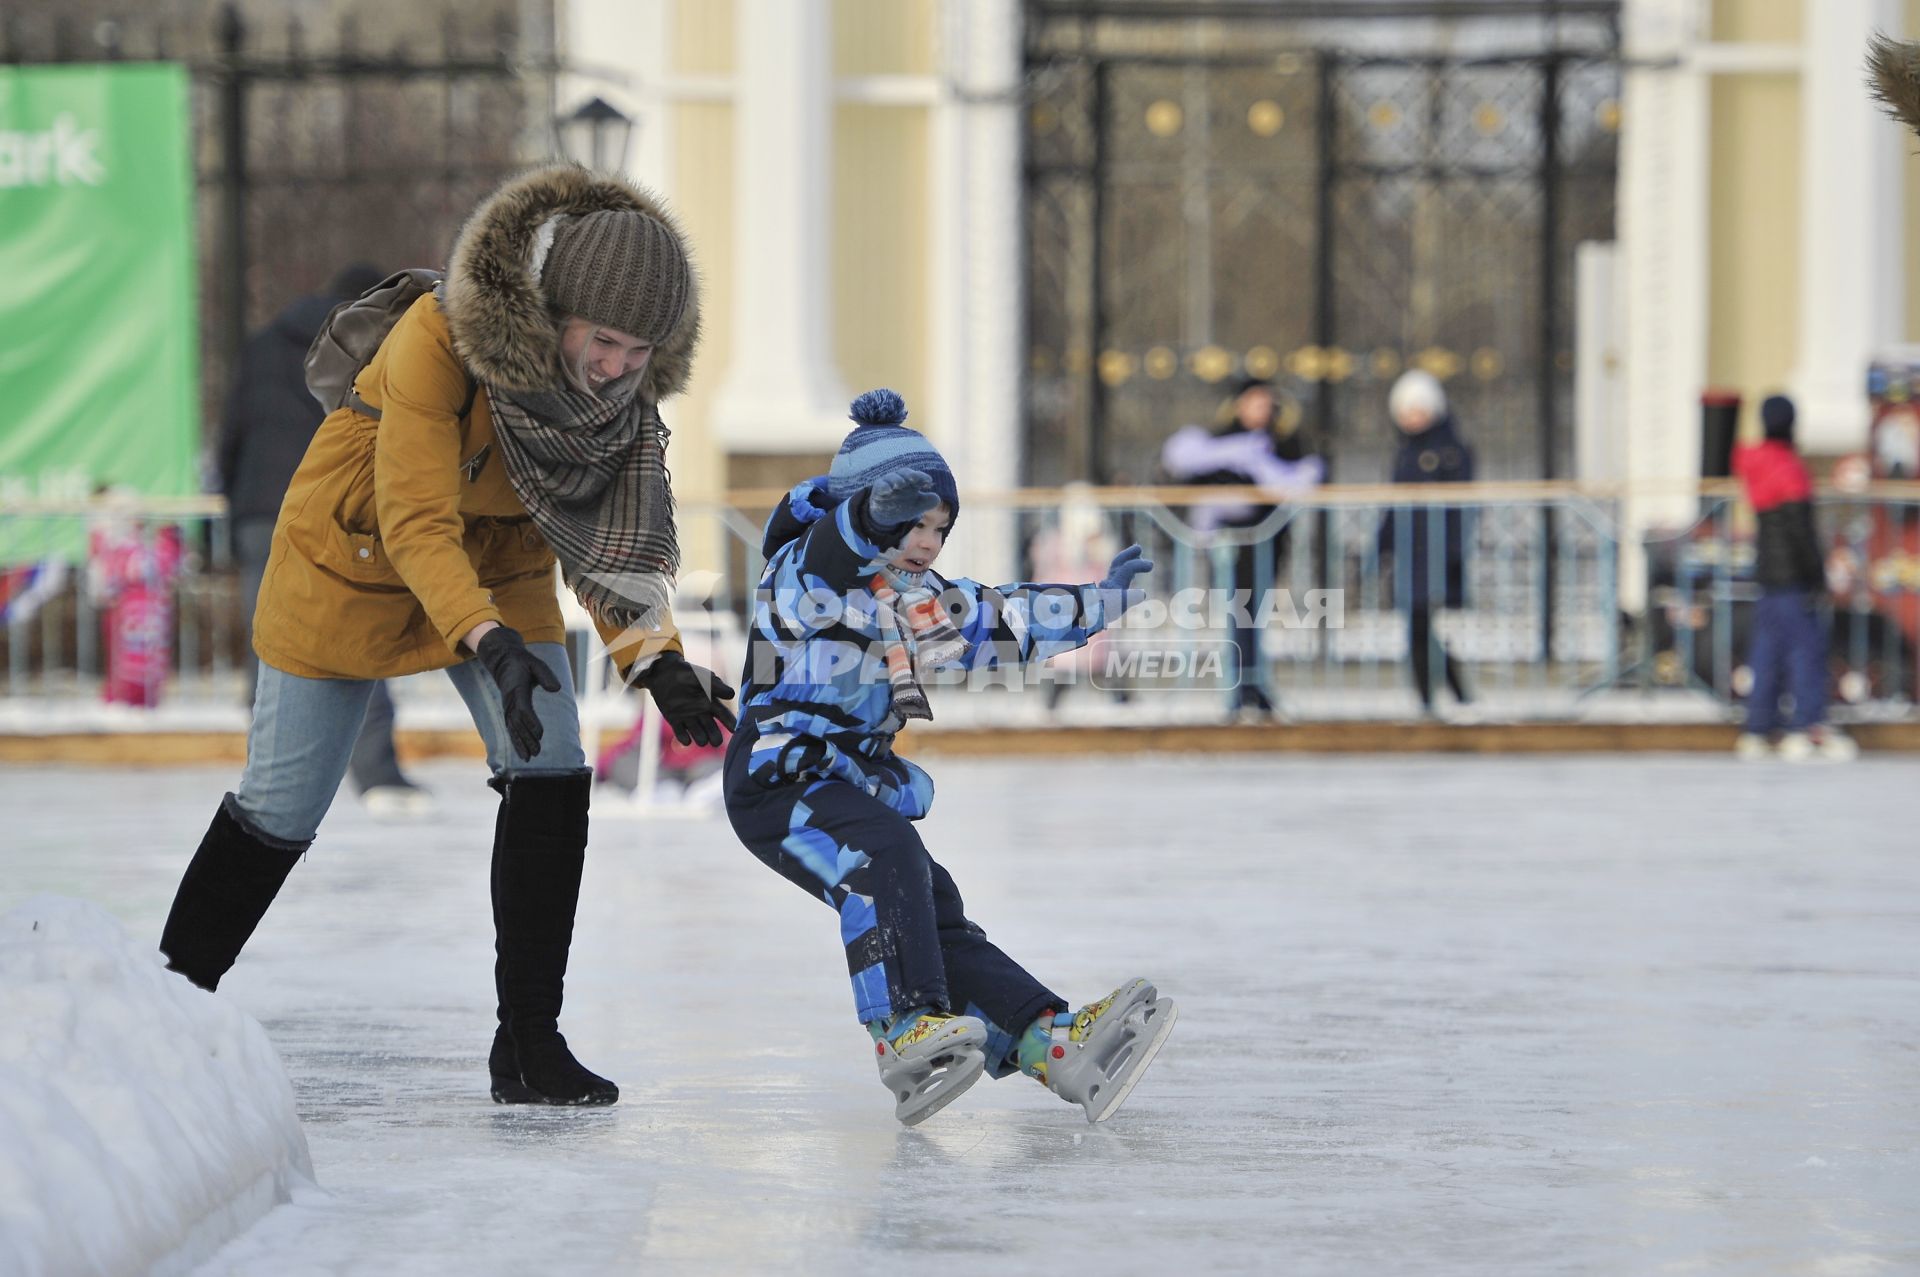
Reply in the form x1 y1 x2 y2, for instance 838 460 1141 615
1617 0 1711 611
555 0 670 191
929 0 1024 581
710 0 851 453
1790 0 1905 454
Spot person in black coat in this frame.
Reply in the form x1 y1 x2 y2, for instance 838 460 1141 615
214 263 433 815
1377 370 1474 716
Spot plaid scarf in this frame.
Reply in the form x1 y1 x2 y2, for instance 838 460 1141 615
869 570 967 722
485 378 679 638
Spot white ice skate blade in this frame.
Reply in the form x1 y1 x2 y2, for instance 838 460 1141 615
891 1046 987 1127
1084 997 1179 1125
876 1017 991 1127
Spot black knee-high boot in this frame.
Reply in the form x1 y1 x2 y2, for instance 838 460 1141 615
487 770 618 1106
159 795 308 991
485 782 529 1095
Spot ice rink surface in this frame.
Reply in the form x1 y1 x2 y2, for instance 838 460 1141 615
5 752 1917 1275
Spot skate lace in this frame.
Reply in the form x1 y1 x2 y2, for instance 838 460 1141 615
889 1012 959 1051
1068 990 1118 1043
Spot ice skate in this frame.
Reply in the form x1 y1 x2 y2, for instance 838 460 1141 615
1036 978 1178 1124
1734 732 1772 761
872 1009 989 1126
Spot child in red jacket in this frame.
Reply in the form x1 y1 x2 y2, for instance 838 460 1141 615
1731 396 1855 761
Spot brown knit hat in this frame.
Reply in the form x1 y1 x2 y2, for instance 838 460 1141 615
541 208 692 343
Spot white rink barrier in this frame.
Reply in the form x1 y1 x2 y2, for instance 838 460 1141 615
0 896 314 1277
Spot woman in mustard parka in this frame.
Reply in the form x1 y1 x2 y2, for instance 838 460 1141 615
159 165 734 1106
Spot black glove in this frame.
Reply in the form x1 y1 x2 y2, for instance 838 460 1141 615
636 650 738 748
475 626 562 761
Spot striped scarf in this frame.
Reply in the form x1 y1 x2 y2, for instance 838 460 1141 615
869 570 967 722
485 378 679 639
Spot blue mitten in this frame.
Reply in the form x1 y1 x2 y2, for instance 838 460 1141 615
1096 544 1154 617
865 467 942 530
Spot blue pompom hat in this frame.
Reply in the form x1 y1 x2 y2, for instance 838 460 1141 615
826 388 960 525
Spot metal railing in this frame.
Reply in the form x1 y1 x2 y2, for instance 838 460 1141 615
3 483 1916 727
1638 484 1920 715
687 482 1628 721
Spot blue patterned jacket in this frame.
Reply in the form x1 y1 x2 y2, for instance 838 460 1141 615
727 478 1113 819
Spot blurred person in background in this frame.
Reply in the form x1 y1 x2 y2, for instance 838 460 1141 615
1377 369 1475 719
87 486 184 709
162 164 735 1107
216 261 434 818
1159 375 1324 720
1731 395 1856 762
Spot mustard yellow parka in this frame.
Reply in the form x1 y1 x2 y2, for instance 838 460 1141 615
251 166 698 681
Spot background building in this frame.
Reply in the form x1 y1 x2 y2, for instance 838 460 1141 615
6 0 1920 593
556 0 1920 591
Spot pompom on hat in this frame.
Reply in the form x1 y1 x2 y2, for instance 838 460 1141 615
826 389 960 525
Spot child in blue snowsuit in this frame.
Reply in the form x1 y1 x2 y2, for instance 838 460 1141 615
722 389 1178 1125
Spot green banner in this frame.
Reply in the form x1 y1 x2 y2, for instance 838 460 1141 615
0 63 199 507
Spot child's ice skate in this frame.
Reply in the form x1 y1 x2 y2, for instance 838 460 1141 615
871 1008 989 1127
1022 978 1178 1124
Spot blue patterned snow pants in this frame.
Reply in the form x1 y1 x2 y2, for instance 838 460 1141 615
722 734 1059 1077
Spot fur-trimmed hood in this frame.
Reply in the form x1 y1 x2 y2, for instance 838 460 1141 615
1869 34 1920 141
441 164 701 401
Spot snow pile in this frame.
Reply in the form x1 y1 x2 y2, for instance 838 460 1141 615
0 896 313 1277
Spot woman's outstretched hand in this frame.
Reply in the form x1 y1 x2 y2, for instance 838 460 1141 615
637 651 738 748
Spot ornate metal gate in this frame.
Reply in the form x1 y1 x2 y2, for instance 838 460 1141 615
1024 0 1623 485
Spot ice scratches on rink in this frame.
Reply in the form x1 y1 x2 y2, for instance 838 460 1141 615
3 754 1916 1275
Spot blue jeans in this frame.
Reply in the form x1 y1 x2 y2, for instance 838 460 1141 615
1744 590 1829 735
235 644 584 843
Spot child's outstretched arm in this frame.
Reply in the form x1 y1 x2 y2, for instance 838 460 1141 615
942 544 1154 670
